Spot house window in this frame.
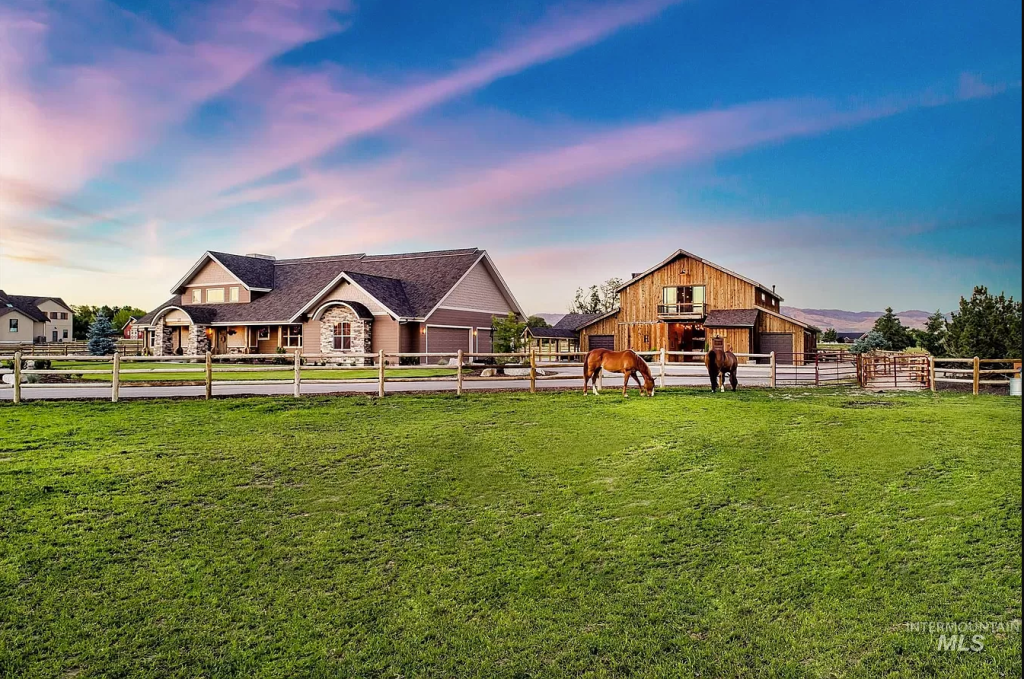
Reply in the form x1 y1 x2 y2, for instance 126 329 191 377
283 325 302 347
63 329 69 340
61 312 68 320
333 322 353 350
149 331 156 347
50 311 59 319
206 288 225 303
229 287 240 302
662 286 706 314
192 289 202 303
9 318 18 332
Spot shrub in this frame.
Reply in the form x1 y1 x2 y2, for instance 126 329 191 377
32 359 52 370
849 331 888 354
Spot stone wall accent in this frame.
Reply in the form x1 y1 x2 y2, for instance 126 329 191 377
187 325 211 356
318 305 372 365
154 319 174 356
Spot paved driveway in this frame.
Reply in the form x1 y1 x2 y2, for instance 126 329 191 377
0 364 794 401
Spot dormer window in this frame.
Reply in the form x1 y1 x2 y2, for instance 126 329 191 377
206 288 225 303
192 289 201 304
229 287 240 302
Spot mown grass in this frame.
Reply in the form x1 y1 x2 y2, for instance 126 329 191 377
0 389 1020 678
42 361 457 382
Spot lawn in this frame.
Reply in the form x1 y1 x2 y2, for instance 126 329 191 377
0 390 1020 678
41 360 458 382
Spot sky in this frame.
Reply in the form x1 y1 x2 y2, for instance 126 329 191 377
0 0 1021 315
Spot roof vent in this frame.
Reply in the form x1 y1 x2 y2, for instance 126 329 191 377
245 253 276 260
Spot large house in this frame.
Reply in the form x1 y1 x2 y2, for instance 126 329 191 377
0 291 74 344
577 249 818 362
136 248 524 360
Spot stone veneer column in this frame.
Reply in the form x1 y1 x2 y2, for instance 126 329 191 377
154 319 174 356
318 306 372 365
186 325 211 356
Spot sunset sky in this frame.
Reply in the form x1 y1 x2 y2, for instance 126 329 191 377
1 0 1021 314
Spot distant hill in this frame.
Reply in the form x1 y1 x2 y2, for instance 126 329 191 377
533 309 938 333
782 308 937 333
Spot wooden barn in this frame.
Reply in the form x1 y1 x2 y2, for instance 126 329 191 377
578 250 818 363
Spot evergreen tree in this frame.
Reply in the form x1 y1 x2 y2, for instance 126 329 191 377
849 331 888 354
870 307 913 351
87 314 118 355
945 286 1022 359
914 310 948 356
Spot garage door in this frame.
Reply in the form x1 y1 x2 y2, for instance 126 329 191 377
427 326 471 355
588 335 615 351
760 333 794 364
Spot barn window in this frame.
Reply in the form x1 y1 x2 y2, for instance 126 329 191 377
662 286 706 315
333 322 353 350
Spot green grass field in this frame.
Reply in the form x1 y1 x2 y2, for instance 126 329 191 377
42 360 457 382
1 390 1020 677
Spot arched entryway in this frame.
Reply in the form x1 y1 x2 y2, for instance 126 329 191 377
150 307 210 356
311 301 374 361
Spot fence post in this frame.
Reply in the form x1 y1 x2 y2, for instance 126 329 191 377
456 349 464 396
929 356 936 392
814 351 820 387
112 353 120 403
12 351 22 404
529 349 537 394
659 347 667 389
293 349 301 398
205 351 213 400
378 349 386 398
973 356 980 396
769 351 776 389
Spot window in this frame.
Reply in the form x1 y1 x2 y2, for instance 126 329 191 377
283 325 302 347
50 311 59 319
192 289 202 303
63 329 69 340
229 287 240 302
9 318 18 332
206 288 225 303
257 326 270 341
149 330 157 347
333 322 353 350
61 312 68 320
661 286 706 315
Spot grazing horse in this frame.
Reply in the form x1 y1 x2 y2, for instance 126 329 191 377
705 345 739 392
583 349 655 397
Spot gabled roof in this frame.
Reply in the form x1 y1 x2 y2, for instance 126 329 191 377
554 313 604 331
575 308 620 330
618 249 784 302
141 248 508 326
0 290 64 322
705 309 760 328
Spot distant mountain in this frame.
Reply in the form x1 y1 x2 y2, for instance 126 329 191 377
782 308 937 333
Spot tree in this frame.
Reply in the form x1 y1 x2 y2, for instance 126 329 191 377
72 305 98 340
491 312 527 353
913 310 947 356
569 277 622 314
111 307 148 331
871 307 913 351
849 331 888 354
526 315 550 329
87 314 118 355
821 328 838 343
945 286 1022 359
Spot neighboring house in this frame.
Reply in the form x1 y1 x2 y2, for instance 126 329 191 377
835 332 864 344
577 249 818 363
523 313 603 359
0 290 74 344
136 248 524 361
122 317 142 340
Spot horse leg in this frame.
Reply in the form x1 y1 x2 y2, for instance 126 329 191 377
593 368 601 395
730 370 738 391
622 371 630 397
708 365 718 393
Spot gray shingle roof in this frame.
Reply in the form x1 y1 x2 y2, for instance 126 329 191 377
528 327 579 339
704 309 760 328
140 248 487 325
0 290 67 322
554 313 603 331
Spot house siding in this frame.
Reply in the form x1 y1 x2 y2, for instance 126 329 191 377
440 261 514 313
189 259 237 286
316 279 390 315
1 311 40 343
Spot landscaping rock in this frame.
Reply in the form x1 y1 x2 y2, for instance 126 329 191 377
480 368 498 377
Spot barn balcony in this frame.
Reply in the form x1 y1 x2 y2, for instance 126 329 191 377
657 303 707 320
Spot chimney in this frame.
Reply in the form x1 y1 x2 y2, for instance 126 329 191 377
772 285 776 294
245 253 276 260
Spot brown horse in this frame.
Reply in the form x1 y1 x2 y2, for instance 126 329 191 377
705 345 738 392
583 349 655 397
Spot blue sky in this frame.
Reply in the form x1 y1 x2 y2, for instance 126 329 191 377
0 0 1020 313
